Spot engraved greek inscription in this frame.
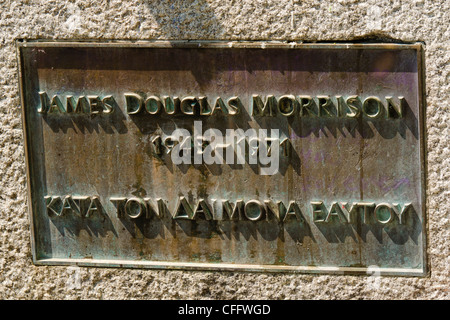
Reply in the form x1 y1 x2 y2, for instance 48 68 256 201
48 195 414 227
45 195 99 217
313 201 383 224
112 197 166 219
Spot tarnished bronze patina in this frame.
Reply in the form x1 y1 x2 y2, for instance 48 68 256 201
17 40 427 275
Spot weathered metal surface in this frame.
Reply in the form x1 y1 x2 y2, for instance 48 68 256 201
17 40 427 276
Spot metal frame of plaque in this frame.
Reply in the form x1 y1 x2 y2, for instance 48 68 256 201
17 40 427 276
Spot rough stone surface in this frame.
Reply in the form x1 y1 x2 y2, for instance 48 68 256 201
0 0 448 299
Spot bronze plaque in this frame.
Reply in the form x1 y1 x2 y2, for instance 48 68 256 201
17 41 426 275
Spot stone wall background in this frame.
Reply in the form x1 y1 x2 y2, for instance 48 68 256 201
0 0 448 299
